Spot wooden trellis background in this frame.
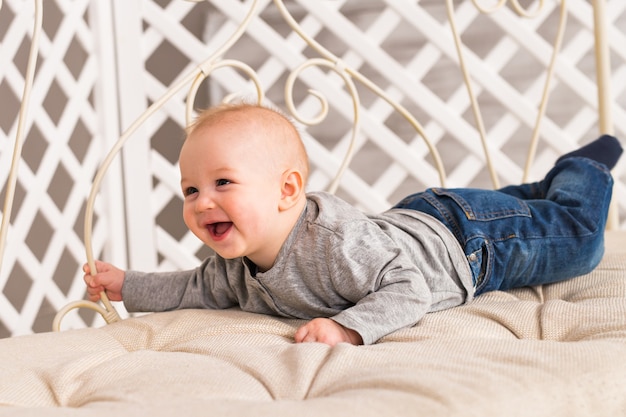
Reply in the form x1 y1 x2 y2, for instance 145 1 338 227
1 0 625 337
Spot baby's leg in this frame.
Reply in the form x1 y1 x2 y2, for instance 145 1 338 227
493 157 614 291
394 158 613 295
497 135 622 200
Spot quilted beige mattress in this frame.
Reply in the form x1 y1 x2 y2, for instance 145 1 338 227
1 232 626 416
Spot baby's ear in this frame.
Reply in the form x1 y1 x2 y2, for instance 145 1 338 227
279 169 304 211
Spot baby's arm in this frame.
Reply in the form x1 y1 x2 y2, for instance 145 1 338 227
294 318 363 346
83 260 125 302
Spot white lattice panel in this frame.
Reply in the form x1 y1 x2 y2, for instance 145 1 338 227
1 0 626 336
0 0 125 336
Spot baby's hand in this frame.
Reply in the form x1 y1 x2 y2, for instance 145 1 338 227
294 318 363 346
83 260 125 302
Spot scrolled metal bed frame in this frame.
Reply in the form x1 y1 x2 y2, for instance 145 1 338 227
0 0 617 331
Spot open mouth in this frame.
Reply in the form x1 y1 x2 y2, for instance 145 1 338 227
208 222 233 240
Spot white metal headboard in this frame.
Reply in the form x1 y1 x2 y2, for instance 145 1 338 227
0 0 624 335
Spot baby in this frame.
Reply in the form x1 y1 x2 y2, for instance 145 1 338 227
85 103 622 346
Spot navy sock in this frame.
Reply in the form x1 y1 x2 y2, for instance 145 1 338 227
557 134 623 169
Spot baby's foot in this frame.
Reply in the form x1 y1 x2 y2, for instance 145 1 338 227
557 134 623 169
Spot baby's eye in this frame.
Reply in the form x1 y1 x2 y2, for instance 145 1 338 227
216 179 231 187
183 186 198 197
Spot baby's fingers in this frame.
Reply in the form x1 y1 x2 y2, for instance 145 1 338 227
85 283 103 302
83 273 103 300
294 324 308 343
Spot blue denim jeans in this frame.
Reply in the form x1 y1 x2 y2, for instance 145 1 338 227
393 157 613 295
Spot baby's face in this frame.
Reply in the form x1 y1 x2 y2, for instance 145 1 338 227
179 120 287 270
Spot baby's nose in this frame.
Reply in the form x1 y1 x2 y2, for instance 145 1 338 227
195 192 216 211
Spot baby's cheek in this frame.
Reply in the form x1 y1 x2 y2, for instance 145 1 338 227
181 206 195 229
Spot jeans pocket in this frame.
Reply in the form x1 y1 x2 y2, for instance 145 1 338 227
431 188 532 221
467 240 492 294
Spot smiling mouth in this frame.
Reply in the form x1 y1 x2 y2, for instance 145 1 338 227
208 222 233 240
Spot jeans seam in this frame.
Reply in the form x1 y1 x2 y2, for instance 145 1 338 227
432 187 532 220
422 191 463 243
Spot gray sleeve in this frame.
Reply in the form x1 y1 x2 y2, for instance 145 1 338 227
331 272 431 345
122 257 239 312
322 222 433 344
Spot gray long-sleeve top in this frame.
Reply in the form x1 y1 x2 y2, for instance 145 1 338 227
123 192 474 344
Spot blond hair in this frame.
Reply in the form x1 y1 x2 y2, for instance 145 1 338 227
186 103 310 184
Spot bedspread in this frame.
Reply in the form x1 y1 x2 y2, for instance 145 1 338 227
1 232 625 416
